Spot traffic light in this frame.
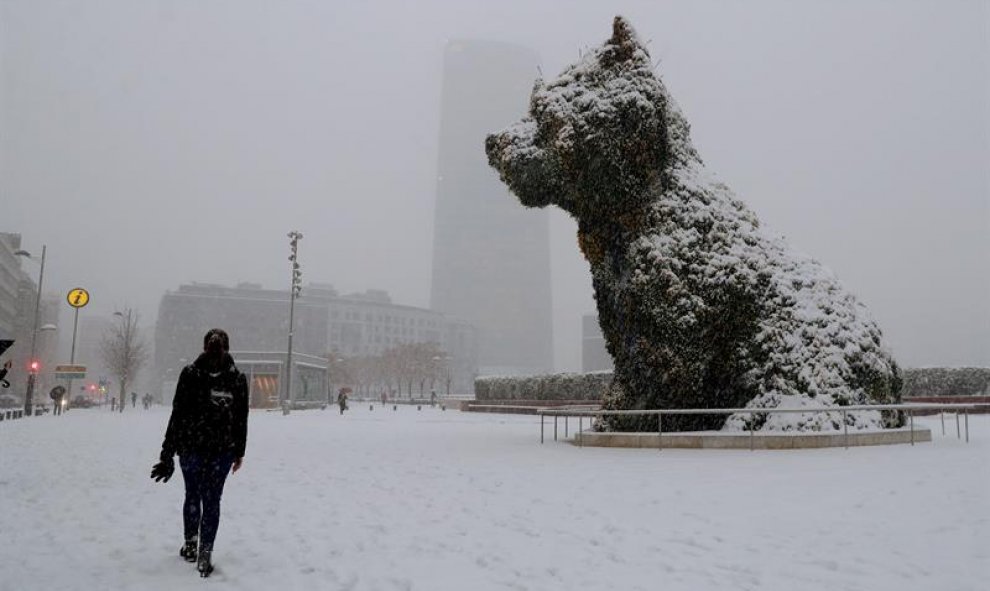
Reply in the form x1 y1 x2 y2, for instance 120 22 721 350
29 360 39 373
89 384 97 392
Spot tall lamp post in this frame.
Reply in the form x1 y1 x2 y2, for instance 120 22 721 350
14 245 46 417
284 231 303 415
326 356 343 405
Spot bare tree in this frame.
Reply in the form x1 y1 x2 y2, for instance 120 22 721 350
100 308 148 413
409 342 443 396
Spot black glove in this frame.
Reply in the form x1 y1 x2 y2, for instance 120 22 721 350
150 452 175 483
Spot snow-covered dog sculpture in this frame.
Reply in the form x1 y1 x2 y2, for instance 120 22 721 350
486 17 902 432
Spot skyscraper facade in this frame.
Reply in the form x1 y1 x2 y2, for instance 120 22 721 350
431 40 553 376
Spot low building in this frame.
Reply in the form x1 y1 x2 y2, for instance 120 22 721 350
154 282 478 407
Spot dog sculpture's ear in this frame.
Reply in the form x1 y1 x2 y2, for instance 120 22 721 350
611 16 637 47
603 16 645 65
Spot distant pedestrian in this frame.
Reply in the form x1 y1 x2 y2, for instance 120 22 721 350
337 388 349 415
380 390 386 406
110 397 117 412
150 328 248 578
49 385 66 416
430 389 437 407
131 391 137 408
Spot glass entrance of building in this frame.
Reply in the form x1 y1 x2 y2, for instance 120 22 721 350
249 373 280 409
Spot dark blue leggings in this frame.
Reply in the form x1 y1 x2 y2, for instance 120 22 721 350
179 453 234 551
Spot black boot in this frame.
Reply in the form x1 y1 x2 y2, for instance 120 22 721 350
179 538 197 562
198 550 213 578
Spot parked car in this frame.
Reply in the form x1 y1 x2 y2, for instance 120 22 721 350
69 395 95 409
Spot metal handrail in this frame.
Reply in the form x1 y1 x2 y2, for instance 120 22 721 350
537 403 987 449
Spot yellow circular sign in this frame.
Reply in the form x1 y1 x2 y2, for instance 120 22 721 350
67 288 90 308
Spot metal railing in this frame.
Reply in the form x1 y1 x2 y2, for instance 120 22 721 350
538 403 989 450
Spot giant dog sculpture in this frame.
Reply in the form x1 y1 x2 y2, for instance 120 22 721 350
486 17 901 432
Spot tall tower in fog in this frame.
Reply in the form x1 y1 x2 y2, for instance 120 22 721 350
431 40 553 375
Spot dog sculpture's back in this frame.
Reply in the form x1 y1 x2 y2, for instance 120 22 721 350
486 17 901 432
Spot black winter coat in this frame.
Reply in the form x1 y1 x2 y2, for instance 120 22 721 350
161 353 249 458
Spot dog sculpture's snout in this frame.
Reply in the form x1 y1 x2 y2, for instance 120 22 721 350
484 132 509 173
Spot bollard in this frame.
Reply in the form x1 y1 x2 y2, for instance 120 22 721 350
578 415 583 447
540 413 544 444
553 415 558 441
564 416 569 438
843 410 849 449
370 405 373 411
909 410 914 446
965 410 969 443
956 412 961 439
940 411 945 436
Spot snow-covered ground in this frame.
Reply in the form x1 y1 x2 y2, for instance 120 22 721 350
1 405 986 591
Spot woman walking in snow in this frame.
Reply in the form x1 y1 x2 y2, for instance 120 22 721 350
150 328 249 578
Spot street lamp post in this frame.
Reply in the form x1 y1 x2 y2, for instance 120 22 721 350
37 323 57 410
444 357 452 397
326 356 343 405
14 245 46 417
284 231 303 415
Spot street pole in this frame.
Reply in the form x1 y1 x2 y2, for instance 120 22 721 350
121 309 131 413
284 231 303 415
64 306 80 411
24 245 46 417
284 281 296 415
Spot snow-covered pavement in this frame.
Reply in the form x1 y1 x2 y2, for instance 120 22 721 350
1 405 986 591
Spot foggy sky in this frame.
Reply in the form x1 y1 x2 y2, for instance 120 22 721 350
2 0 987 371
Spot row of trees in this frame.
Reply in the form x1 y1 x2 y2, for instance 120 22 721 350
330 342 451 399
